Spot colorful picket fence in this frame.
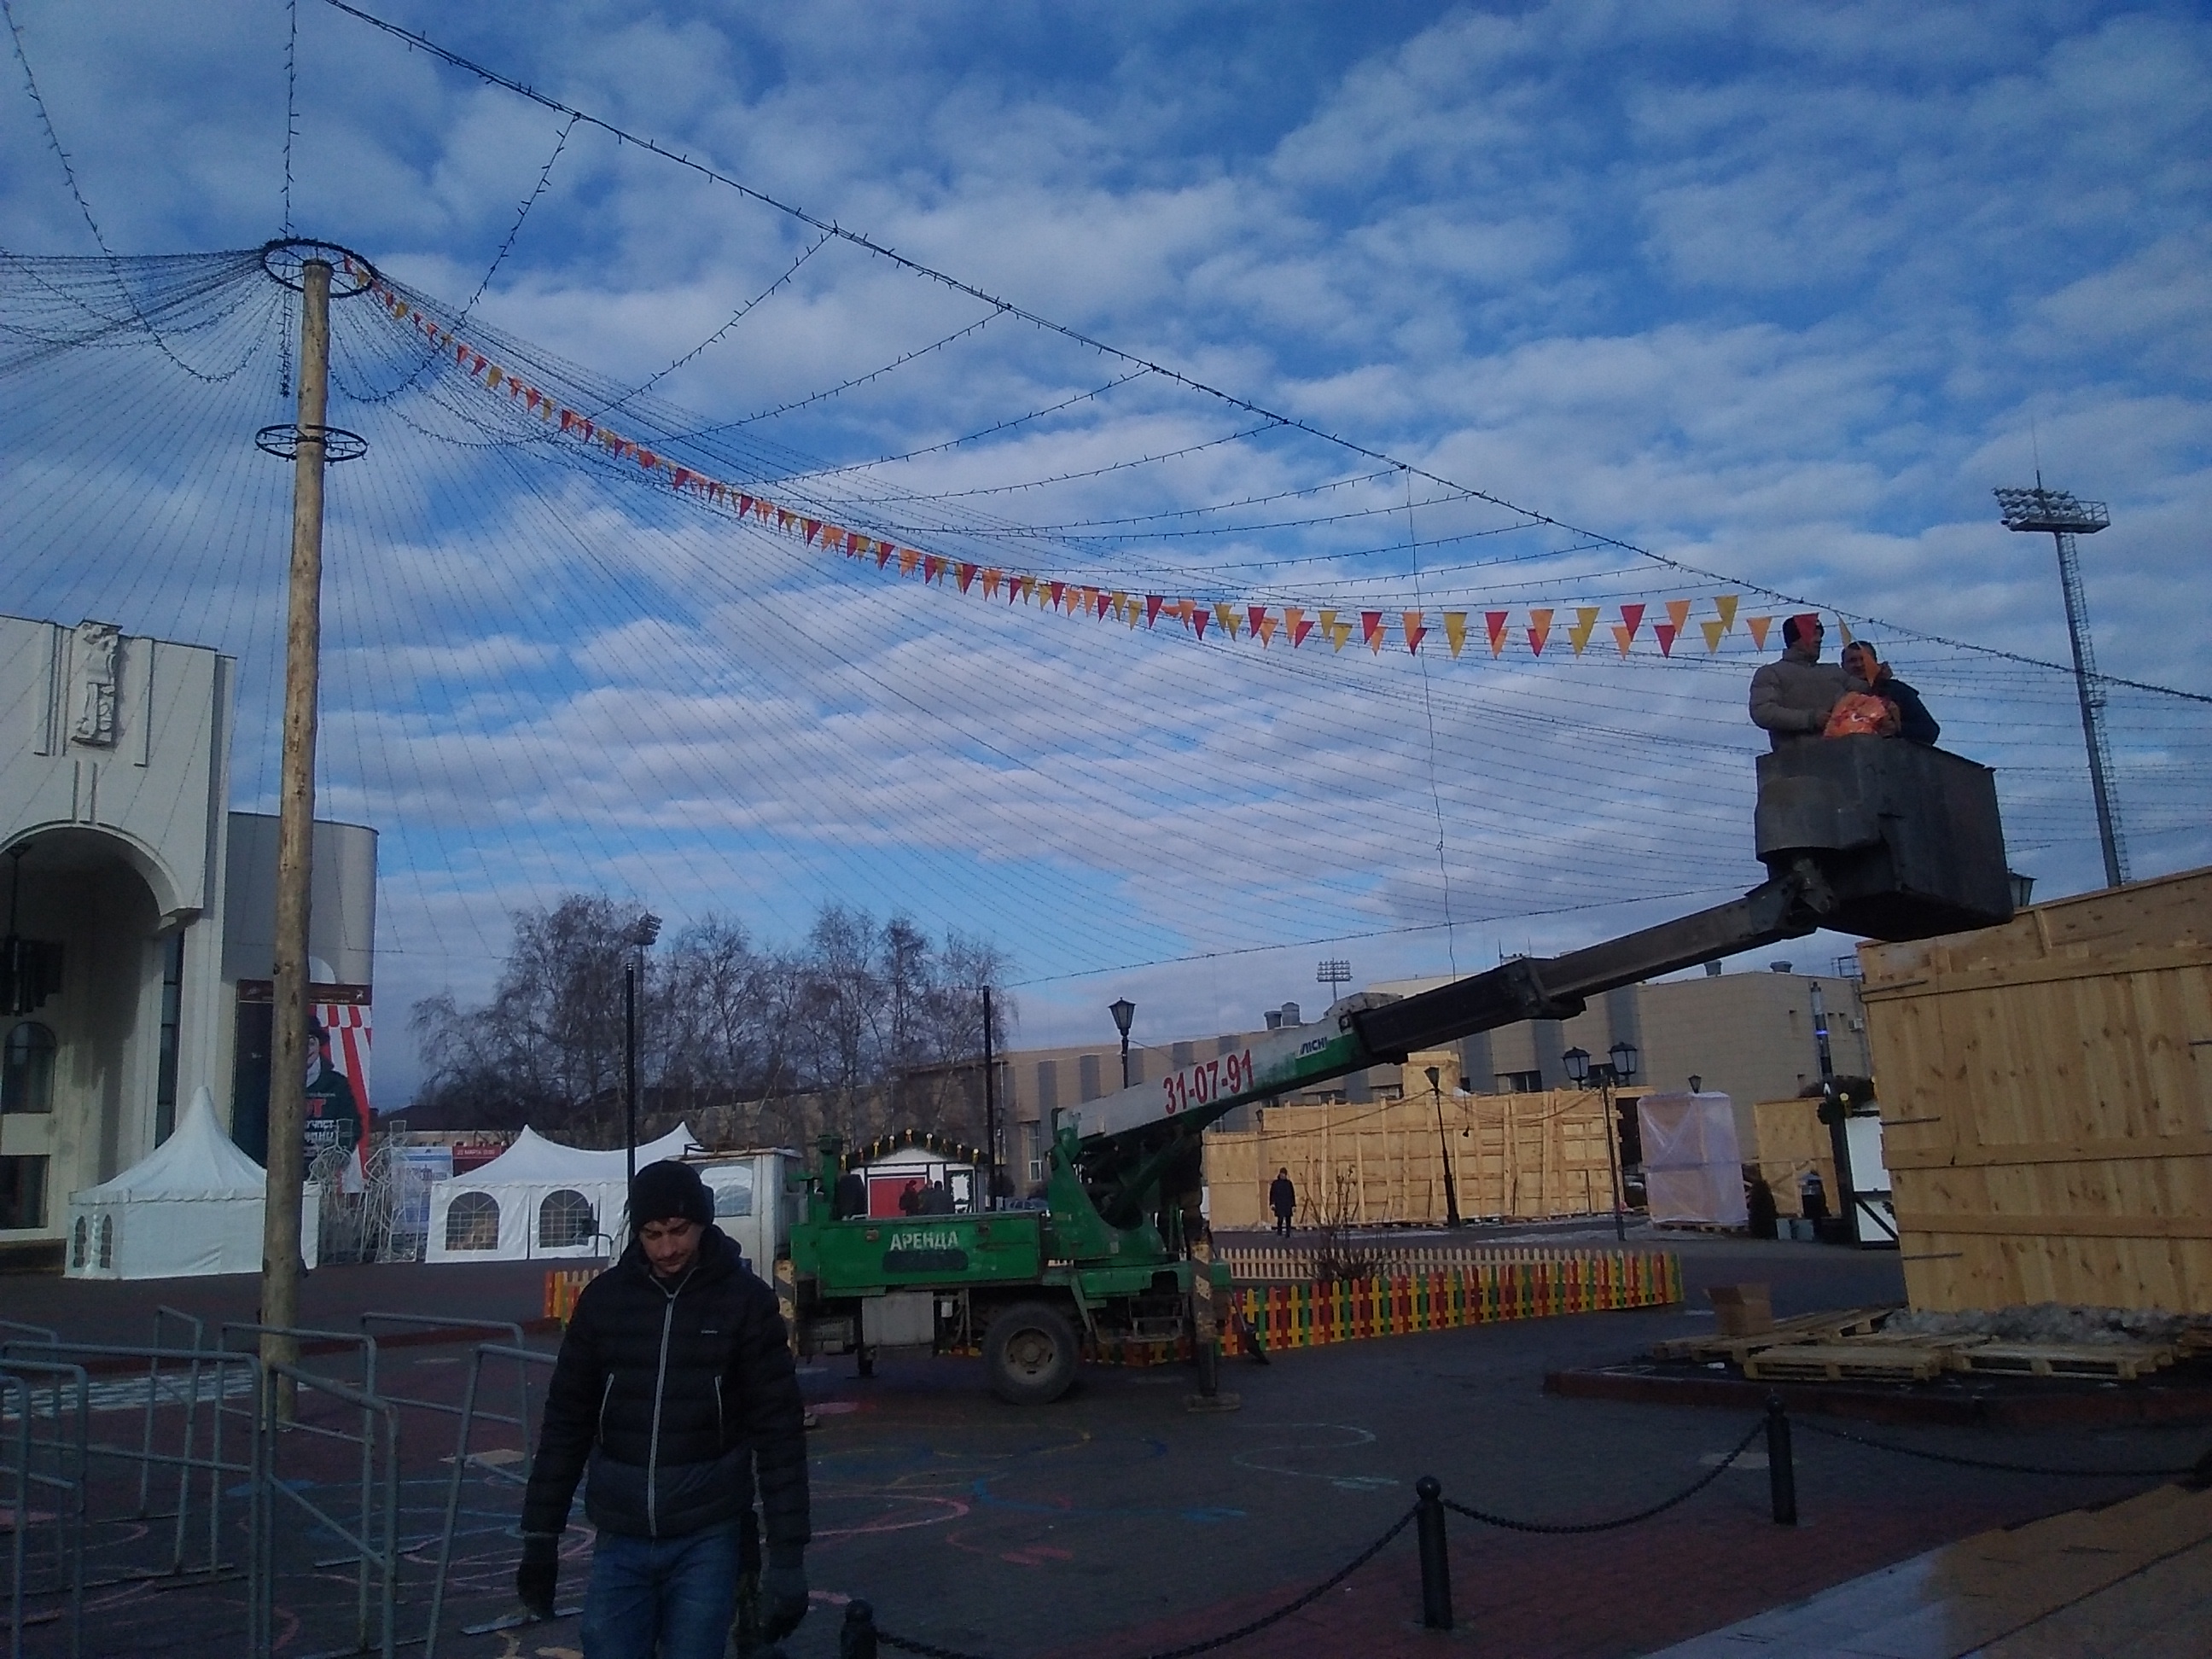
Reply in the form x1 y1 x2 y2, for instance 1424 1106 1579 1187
1224 1251 1681 1355
544 1266 598 1324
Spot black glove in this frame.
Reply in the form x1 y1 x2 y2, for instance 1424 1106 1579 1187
516 1533 559 1619
760 1559 808 1643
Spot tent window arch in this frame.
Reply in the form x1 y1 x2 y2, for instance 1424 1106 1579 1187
445 1191 500 1252
71 1214 88 1267
96 1214 114 1269
538 1189 596 1249
3 1022 57 1115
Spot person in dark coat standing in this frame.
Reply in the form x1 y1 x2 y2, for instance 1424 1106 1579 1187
1268 1168 1296 1237
1842 641 1940 746
1749 614 1857 748
518 1160 810 1659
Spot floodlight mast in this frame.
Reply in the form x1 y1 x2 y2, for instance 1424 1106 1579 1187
1994 484 2128 888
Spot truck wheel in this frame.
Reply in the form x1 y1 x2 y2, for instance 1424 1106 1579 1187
983 1301 1079 1405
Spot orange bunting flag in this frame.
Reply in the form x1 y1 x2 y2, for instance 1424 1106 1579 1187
956 562 976 593
1402 611 1427 655
1614 602 1645 658
1747 615 1772 650
1528 608 1553 656
1361 611 1385 653
1485 611 1510 657
1145 594 1165 627
1444 612 1467 658
1286 607 1314 647
899 548 919 576
637 449 659 471
1569 606 1600 655
1655 621 1679 656
981 568 1002 599
1666 597 1691 634
1254 608 1277 645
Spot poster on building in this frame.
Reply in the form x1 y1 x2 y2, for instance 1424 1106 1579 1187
232 981 372 1191
389 1144 453 1243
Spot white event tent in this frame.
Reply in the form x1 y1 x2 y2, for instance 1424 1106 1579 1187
424 1123 699 1263
66 1086 318 1279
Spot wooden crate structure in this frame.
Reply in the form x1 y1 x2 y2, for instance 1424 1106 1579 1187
1204 1083 1615 1229
1744 1097 1839 1218
1859 865 2212 1313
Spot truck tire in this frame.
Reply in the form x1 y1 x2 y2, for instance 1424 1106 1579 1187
983 1301 1079 1406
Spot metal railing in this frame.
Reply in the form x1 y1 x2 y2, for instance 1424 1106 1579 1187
261 1362 402 1659
422 1343 559 1659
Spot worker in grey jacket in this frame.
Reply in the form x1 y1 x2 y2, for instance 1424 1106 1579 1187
1749 614 1855 748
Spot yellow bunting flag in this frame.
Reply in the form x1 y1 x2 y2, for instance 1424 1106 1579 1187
1528 608 1553 656
1715 595 1738 634
1837 615 1854 643
1747 614 1773 650
1569 606 1600 655
1328 617 1353 651
1208 602 1236 638
1444 612 1467 658
1017 573 1036 603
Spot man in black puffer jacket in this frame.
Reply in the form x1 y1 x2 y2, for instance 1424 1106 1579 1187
517 1161 809 1657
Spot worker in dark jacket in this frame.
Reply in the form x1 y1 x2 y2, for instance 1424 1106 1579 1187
1749 614 1858 748
1269 1169 1296 1236
518 1160 809 1658
1842 641 1940 746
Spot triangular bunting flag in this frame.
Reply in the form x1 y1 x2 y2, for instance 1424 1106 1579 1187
1361 611 1385 653
1402 611 1427 654
1655 622 1679 656
899 548 919 576
1095 591 1114 620
957 562 976 593
1485 611 1510 656
1701 620 1726 653
1837 615 1854 643
1146 594 1165 626
1569 606 1600 655
1286 607 1313 647
923 555 943 584
1747 615 1772 649
1328 619 1353 651
1528 608 1553 656
981 568 1002 599
1666 597 1691 632
1191 606 1210 640
1715 595 1738 634
1613 602 1645 657
1444 613 1467 657
1254 608 1277 645
1048 581 1067 611
1214 602 1241 638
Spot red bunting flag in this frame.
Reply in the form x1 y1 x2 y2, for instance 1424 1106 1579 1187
922 555 941 584
1362 611 1385 652
1191 606 1210 639
1048 580 1067 611
1145 594 1165 626
1095 591 1113 619
957 562 977 593
1249 605 1270 639
1613 602 1644 658
1655 622 1679 656
1485 611 1510 656
1402 611 1427 654
801 518 820 543
1285 606 1313 647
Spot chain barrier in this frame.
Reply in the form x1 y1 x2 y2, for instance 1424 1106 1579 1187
873 1505 1417 1659
1794 1417 2212 1481
1441 1416 1767 1535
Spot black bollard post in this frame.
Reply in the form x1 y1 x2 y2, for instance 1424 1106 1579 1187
1415 1476 1453 1630
841 1598 879 1659
1766 1394 1797 1527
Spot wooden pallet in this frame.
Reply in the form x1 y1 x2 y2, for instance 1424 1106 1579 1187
1742 1342 1950 1383
1955 1342 2177 1382
1652 1305 1898 1364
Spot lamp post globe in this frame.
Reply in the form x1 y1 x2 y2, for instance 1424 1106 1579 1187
1109 998 1135 1089
1561 1045 1591 1086
1608 1039 1639 1084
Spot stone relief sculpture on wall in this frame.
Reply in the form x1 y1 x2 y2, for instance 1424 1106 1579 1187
70 619 120 747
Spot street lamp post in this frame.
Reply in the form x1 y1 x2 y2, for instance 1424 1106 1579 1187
1426 1064 1461 1229
1565 1041 1639 1242
625 911 662 1190
1109 998 1135 1090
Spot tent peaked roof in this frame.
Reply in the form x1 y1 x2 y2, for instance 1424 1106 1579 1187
458 1123 697 1186
72 1086 265 1202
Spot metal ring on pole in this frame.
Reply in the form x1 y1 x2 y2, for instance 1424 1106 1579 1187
255 422 368 463
259 238 378 297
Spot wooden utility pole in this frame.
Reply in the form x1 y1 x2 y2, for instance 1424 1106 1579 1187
260 257 334 1403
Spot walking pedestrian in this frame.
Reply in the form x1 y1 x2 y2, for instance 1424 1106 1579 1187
517 1160 811 1658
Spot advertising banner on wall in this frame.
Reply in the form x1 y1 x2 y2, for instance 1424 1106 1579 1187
232 981 373 1189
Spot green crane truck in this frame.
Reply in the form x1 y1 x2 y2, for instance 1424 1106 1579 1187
779 737 2017 1405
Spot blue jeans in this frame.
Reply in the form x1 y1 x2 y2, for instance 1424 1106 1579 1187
580 1520 740 1659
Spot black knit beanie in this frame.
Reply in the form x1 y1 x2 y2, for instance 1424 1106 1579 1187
628 1160 713 1233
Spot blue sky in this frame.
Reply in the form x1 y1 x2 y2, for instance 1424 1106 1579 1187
3 1 2207 1103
